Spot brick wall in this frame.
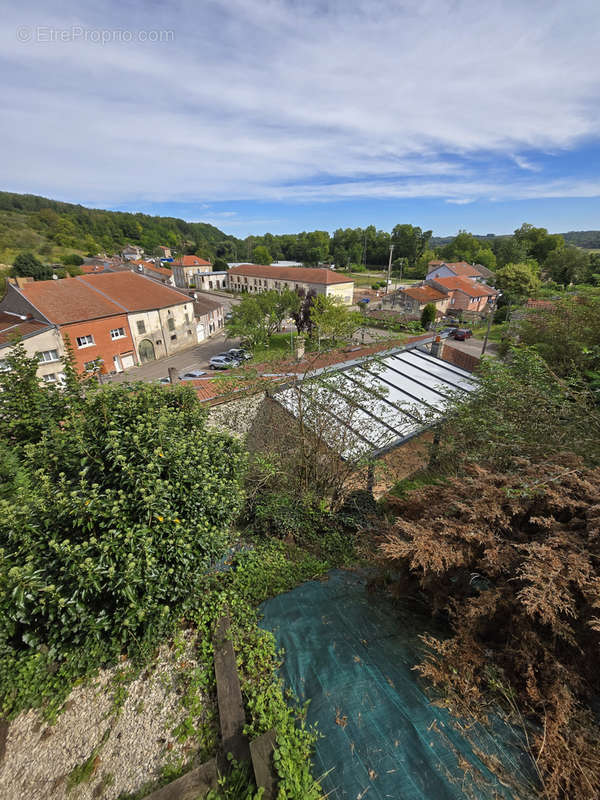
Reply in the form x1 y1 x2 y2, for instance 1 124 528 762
441 342 480 373
61 315 135 373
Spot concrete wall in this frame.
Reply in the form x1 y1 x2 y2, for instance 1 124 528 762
0 326 66 382
128 301 197 361
227 273 354 305
173 265 212 289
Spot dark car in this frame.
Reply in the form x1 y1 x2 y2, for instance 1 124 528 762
451 328 473 341
227 348 252 361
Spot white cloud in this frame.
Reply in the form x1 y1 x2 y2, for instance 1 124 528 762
0 0 599 206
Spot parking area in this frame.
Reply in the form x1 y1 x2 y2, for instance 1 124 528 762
106 330 242 384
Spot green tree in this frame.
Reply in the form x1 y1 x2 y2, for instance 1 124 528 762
391 224 432 268
63 253 84 266
12 253 52 281
494 262 540 299
226 289 299 349
544 246 591 286
213 257 228 271
0 365 246 660
513 222 564 264
253 245 272 265
309 295 359 348
439 231 497 270
420 303 437 329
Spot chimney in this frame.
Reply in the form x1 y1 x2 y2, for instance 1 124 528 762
431 335 444 359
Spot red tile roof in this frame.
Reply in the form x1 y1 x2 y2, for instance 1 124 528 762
0 311 51 345
402 286 448 303
80 263 109 274
174 255 212 267
18 278 126 324
16 273 190 325
144 264 173 278
77 273 188 312
443 262 483 277
229 264 353 285
433 277 497 298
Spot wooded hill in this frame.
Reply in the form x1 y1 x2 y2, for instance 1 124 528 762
0 191 239 265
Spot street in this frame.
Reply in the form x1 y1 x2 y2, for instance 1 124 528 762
106 330 242 383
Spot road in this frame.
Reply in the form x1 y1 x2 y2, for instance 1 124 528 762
106 330 242 383
446 336 498 358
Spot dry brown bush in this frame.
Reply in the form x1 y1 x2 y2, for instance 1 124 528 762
380 459 600 800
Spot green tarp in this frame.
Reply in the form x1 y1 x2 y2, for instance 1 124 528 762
260 570 534 800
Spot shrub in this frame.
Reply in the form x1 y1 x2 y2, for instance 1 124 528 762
0 380 246 661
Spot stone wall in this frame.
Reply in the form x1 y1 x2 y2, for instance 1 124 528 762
440 342 480 373
206 392 269 438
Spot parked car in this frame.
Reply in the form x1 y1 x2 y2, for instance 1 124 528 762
451 328 473 341
181 370 207 380
227 348 252 361
224 312 233 321
209 355 240 370
157 376 171 384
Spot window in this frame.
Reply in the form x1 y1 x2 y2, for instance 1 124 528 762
167 317 175 332
0 359 8 372
170 334 177 341
37 349 59 363
137 320 146 334
187 329 192 336
84 360 100 372
42 373 57 383
76 334 95 348
185 313 190 325
110 327 126 340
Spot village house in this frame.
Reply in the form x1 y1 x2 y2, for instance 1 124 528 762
156 245 172 259
121 245 144 261
0 311 66 383
227 264 355 305
397 285 450 318
426 260 491 282
190 293 225 340
0 272 200 374
131 260 175 286
172 255 213 288
428 276 497 312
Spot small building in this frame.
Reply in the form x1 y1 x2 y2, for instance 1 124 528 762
426 261 486 282
397 285 450 317
190 294 225 340
0 311 65 384
131 260 175 286
121 245 144 261
187 271 228 291
227 264 354 305
172 256 213 289
157 246 172 259
428 276 497 312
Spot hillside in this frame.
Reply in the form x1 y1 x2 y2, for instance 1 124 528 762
0 191 240 264
431 230 600 250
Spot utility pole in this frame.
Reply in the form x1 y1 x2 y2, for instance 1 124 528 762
481 309 493 355
386 244 394 295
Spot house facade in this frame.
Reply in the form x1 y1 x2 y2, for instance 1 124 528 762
0 272 199 375
122 245 143 261
0 312 66 383
191 294 225 340
172 256 213 288
397 285 450 317
227 265 354 305
428 276 497 312
426 261 487 282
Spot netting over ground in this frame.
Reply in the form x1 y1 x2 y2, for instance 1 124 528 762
260 569 536 800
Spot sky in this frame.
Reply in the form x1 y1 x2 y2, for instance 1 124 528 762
1 0 600 237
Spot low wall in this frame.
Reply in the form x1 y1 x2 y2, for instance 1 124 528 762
440 343 480 373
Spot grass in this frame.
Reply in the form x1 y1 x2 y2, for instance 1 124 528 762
471 321 508 342
249 332 297 364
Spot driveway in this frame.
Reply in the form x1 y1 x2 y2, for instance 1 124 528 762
106 330 241 383
446 336 498 358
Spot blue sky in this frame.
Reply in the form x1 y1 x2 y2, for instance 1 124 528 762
1 0 600 237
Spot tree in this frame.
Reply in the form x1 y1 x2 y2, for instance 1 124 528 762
253 245 272 265
420 303 437 329
309 295 360 348
12 253 52 281
494 262 540 299
439 230 497 270
0 356 246 663
226 289 299 349
63 253 84 266
213 257 228 271
291 288 317 335
391 224 432 268
513 222 564 264
518 296 600 380
544 246 591 286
